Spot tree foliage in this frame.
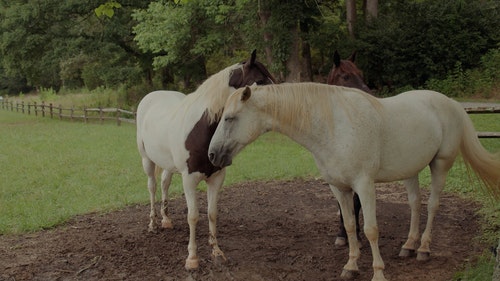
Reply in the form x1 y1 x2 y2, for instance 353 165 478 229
350 0 500 91
0 0 498 97
0 0 148 93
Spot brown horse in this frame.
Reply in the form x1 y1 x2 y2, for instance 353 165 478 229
328 50 371 93
327 50 373 246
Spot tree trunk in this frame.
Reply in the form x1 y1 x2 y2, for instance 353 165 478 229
346 0 356 38
300 21 313 82
285 24 301 82
366 0 378 22
258 10 273 68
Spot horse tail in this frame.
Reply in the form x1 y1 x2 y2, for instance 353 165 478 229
459 111 500 199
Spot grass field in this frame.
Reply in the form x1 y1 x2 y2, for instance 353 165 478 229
1 105 499 279
0 110 318 234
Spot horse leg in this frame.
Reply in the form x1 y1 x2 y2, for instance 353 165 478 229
399 176 421 258
142 158 158 232
417 158 452 261
329 186 360 278
354 193 362 242
206 169 227 265
160 169 173 229
335 201 348 246
355 178 387 281
335 193 362 247
182 173 202 270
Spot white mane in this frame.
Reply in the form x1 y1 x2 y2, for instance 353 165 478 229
244 83 380 134
180 63 243 123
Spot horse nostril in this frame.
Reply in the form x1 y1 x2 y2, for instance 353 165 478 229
208 152 215 162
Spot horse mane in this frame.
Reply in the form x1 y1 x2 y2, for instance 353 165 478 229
250 83 380 133
181 63 243 123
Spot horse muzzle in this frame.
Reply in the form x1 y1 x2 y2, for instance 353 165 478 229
208 149 232 168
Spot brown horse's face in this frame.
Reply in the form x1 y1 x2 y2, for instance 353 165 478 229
327 51 372 94
229 50 277 88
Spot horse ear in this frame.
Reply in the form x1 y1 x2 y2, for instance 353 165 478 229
241 86 251 102
333 50 341 67
250 49 257 66
348 51 357 63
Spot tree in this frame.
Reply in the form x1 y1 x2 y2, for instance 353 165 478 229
133 0 240 89
0 0 149 93
346 0 356 38
240 0 322 82
365 0 378 21
353 0 500 91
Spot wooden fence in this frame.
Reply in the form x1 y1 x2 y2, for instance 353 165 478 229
0 99 135 126
0 99 499 137
462 105 500 138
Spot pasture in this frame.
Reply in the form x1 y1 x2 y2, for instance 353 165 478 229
0 110 317 234
0 106 499 280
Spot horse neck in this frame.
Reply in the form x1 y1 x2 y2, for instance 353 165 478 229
253 84 332 150
187 66 236 123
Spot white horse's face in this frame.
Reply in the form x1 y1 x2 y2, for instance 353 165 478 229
208 87 265 168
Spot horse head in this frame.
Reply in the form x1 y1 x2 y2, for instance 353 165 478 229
327 50 372 94
229 50 277 88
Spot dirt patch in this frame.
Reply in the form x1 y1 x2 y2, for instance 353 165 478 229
0 179 484 281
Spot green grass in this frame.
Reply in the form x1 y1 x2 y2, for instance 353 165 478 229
0 110 318 234
0 111 144 233
453 252 496 280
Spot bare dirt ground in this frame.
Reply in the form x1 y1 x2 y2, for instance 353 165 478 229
0 179 484 281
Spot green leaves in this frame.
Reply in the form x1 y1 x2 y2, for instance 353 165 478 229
95 1 122 19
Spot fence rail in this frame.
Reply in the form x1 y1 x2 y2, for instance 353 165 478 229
0 99 135 125
462 105 500 138
0 99 499 137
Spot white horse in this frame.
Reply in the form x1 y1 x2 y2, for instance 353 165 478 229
136 51 276 270
208 83 500 281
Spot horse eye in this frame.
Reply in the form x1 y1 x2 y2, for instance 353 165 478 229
225 116 235 122
256 79 265 85
343 75 350 81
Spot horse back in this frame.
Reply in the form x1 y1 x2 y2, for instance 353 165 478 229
137 90 185 124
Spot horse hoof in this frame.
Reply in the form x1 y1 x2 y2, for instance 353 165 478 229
340 269 359 279
416 251 430 261
185 257 199 270
148 224 158 233
161 219 173 229
212 254 228 268
335 237 347 246
399 248 415 258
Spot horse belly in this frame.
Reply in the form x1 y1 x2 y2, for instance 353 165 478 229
137 91 187 172
376 103 443 182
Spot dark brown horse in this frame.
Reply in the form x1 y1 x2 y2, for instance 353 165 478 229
328 50 371 93
327 50 373 246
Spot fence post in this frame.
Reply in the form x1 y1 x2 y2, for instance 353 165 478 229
49 103 53 118
41 101 45 117
493 239 500 281
28 102 31 115
84 107 87 123
34 102 38 116
116 108 121 126
59 104 62 120
15 101 19 112
70 106 74 122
